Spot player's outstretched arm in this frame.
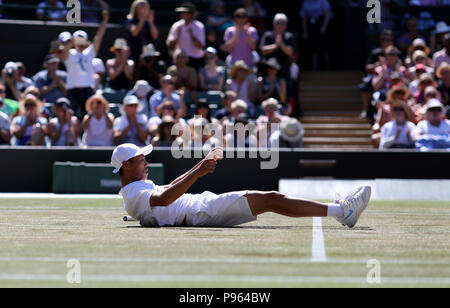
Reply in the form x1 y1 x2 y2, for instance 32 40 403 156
150 159 217 207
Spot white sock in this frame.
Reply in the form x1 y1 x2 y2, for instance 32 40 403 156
326 203 344 217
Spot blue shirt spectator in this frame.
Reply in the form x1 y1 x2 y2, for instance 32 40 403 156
33 55 67 103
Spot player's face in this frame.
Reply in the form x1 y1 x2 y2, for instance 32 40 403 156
128 155 149 181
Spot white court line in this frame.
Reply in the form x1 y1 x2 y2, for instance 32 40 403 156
0 274 449 285
0 257 449 265
311 217 327 262
0 194 121 199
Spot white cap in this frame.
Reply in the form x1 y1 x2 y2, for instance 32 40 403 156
4 61 18 71
58 31 72 42
425 99 445 113
273 13 288 23
73 30 88 40
111 143 153 174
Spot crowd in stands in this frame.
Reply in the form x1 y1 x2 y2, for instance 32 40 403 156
0 0 305 150
1 0 449 151
361 17 450 150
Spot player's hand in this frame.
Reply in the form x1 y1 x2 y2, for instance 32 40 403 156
196 159 217 177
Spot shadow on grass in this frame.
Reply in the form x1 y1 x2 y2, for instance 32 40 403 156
123 225 375 231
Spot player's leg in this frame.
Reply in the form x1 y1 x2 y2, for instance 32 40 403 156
245 191 339 218
244 186 372 228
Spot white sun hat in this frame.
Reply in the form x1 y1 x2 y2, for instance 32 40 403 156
111 143 153 174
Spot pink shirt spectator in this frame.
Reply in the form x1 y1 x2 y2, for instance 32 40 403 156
224 26 259 68
374 64 408 90
167 19 206 59
433 49 450 69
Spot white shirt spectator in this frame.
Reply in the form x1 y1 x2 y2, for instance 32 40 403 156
379 120 416 149
37 1 66 21
82 115 114 147
65 44 96 89
414 119 450 137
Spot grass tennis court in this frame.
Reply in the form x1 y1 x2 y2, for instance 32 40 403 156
0 197 449 288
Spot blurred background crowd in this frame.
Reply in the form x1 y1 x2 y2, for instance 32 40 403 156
0 0 449 151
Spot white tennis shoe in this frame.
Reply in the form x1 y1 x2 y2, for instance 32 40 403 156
334 186 371 228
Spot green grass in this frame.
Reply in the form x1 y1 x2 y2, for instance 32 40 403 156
0 198 449 287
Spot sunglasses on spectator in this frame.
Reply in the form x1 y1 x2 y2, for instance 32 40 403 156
163 80 175 85
93 100 104 105
24 102 37 109
163 106 175 111
234 14 247 18
393 107 405 112
429 107 442 112
126 104 138 108
425 93 437 97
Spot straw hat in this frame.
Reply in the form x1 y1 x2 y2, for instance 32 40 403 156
229 60 252 79
387 85 410 102
85 94 110 113
418 73 438 88
280 118 304 143
230 99 248 111
110 38 128 53
436 62 450 79
408 38 431 56
19 94 43 114
262 98 280 110
390 99 412 120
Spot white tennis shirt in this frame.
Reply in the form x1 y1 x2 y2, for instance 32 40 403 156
120 180 196 227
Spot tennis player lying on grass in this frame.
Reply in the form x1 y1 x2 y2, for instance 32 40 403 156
112 144 371 228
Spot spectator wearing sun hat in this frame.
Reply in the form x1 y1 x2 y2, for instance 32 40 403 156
270 117 304 148
379 100 416 149
430 21 450 54
81 94 115 147
106 38 135 91
113 95 148 146
226 60 255 109
11 94 48 146
412 73 438 106
257 58 287 108
33 55 67 103
57 9 109 118
436 62 450 111
167 2 206 70
126 80 154 118
135 43 167 88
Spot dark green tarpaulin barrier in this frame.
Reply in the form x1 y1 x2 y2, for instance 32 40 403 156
53 162 164 194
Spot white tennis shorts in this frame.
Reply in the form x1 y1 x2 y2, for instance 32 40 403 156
185 190 257 227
